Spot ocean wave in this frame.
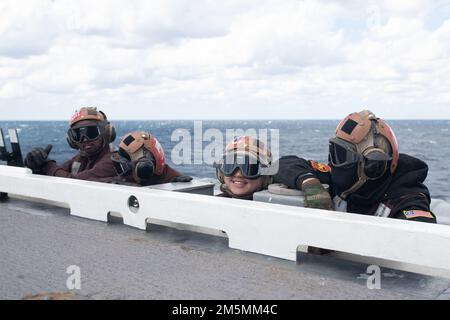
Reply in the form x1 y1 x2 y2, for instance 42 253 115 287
1 120 449 197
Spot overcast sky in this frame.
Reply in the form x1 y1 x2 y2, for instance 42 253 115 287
1 0 450 120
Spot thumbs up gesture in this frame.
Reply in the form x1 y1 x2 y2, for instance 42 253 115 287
24 144 53 172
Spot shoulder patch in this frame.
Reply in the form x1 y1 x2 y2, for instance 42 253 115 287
403 210 434 220
310 160 331 173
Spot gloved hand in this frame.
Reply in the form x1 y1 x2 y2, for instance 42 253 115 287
24 145 53 172
171 175 193 183
301 178 333 210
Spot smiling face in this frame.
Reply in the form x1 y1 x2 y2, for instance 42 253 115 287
223 168 264 197
75 120 104 156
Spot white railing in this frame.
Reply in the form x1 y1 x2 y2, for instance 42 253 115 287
1 165 450 279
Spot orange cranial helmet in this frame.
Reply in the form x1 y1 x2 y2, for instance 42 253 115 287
117 131 166 176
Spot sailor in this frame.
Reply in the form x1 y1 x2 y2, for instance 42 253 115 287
274 110 436 223
215 136 273 199
24 107 118 181
110 131 192 186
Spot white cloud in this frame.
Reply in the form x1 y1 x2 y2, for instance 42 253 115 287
381 0 429 15
0 0 450 120
0 0 59 57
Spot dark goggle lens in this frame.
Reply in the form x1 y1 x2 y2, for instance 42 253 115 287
220 163 261 179
329 141 359 167
246 162 261 177
219 154 261 178
86 126 101 139
69 129 80 142
70 126 101 142
221 162 238 175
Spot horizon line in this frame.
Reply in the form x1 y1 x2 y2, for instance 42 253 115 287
1 118 450 122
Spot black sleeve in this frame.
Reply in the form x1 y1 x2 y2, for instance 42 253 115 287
389 193 436 223
273 156 331 190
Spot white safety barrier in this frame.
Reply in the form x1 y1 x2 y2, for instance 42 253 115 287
1 166 450 278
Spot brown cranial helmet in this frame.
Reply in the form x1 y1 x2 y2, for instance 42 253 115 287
66 107 116 150
329 110 399 198
69 107 106 127
216 135 273 189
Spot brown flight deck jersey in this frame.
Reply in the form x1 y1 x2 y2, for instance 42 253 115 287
103 164 182 186
41 147 117 182
41 147 182 186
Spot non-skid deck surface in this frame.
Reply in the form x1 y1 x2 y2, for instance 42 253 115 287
1 198 449 300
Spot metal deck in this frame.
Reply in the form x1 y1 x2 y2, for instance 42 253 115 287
1 197 449 300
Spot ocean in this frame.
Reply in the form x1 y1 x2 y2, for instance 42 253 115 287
1 120 449 201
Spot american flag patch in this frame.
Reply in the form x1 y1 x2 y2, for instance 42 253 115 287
403 210 434 219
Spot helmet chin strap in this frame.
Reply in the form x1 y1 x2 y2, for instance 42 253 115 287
132 169 142 185
340 162 368 200
339 121 385 200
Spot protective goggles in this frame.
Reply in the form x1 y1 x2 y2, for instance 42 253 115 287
216 153 262 179
68 125 102 143
329 138 391 180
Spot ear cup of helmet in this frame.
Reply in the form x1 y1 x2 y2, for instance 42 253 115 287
97 110 116 143
105 123 116 143
363 158 388 180
362 136 391 180
216 167 225 184
66 135 78 149
135 159 155 180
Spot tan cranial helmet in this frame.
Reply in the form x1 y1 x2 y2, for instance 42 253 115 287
216 135 273 189
330 110 400 198
118 131 166 176
335 110 399 173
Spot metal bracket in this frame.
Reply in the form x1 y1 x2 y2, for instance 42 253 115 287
0 128 24 167
0 128 24 201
